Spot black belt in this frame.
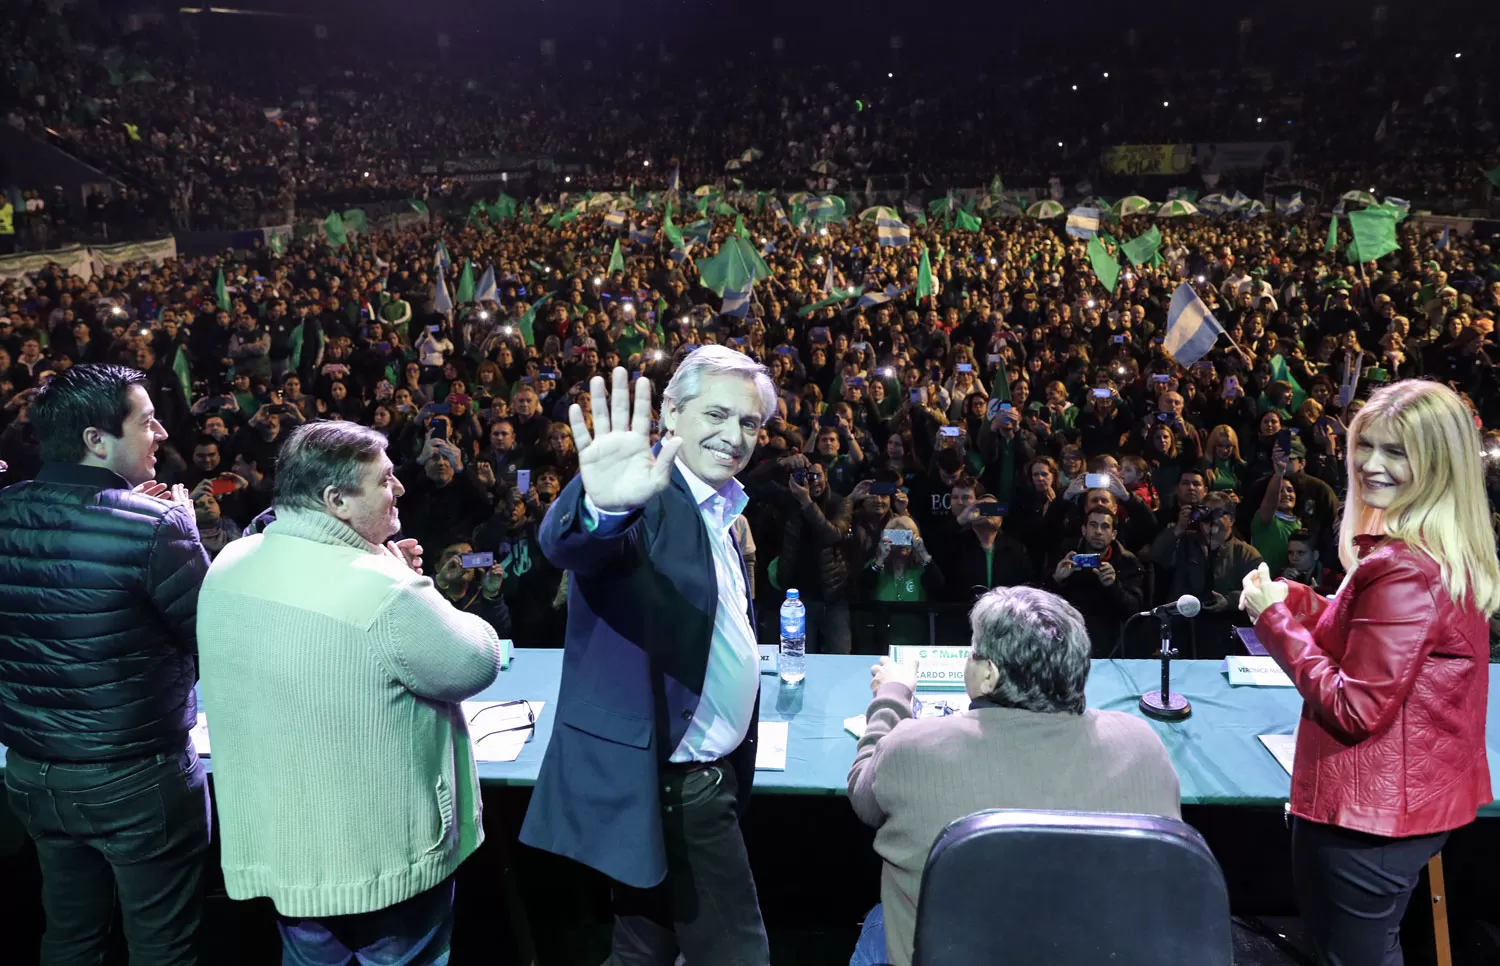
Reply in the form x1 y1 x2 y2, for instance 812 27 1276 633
660 757 725 777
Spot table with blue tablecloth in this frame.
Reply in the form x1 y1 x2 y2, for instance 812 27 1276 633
6 651 1500 814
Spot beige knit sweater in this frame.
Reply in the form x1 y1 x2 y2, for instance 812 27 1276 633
848 682 1182 966
197 508 502 917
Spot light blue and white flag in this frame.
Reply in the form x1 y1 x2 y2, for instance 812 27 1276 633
474 265 497 304
1164 282 1224 366
433 271 453 316
667 164 681 194
721 281 753 318
770 199 789 227
603 209 626 230
858 283 907 308
668 241 695 265
876 210 911 247
629 223 656 245
1385 195 1410 211
761 239 778 254
1065 206 1100 239
1228 190 1251 209
1275 193 1305 216
823 261 835 294
1438 225 1450 250
434 242 451 274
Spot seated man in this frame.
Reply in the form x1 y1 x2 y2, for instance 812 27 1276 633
846 586 1180 966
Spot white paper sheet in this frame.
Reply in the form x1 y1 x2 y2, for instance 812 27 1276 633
844 714 867 739
755 720 789 770
1259 734 1296 775
189 712 212 757
463 700 546 763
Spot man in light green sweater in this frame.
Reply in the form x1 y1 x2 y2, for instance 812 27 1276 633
197 422 502 964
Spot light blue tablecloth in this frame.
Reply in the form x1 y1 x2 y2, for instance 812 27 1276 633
6 651 1500 812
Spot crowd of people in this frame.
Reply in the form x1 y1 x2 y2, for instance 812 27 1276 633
4 0 1497 246
3 188 1500 660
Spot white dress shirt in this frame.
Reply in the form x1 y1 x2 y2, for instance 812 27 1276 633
584 461 760 763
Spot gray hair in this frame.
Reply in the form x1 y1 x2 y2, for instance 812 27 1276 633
274 422 389 512
968 586 1091 715
662 345 776 423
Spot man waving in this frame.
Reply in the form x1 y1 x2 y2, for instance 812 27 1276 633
521 347 776 966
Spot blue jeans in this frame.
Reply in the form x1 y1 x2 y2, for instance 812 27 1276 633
277 877 455 966
849 903 887 966
4 745 212 966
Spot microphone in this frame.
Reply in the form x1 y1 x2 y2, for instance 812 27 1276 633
1137 594 1201 619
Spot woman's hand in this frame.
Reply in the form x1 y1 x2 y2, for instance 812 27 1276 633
1239 562 1289 622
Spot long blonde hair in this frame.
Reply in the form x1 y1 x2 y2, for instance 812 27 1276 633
1340 381 1500 615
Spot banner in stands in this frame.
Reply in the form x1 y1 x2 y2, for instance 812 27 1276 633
90 237 178 271
0 245 93 281
1100 144 1194 176
1194 141 1293 173
0 237 175 280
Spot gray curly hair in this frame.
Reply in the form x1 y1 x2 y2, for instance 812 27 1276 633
968 586 1091 715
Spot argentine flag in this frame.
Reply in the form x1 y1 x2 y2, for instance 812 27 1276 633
1065 206 1100 239
1438 225 1450 250
433 242 451 274
770 199 790 227
721 282 753 318
474 265 497 304
823 262 835 294
603 209 626 230
877 211 911 247
1164 282 1225 367
433 271 453 316
1228 191 1251 209
1385 196 1411 211
629 223 656 245
667 164 681 194
858 284 907 308
1275 193 1305 216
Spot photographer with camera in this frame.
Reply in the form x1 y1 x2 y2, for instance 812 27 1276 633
432 541 512 636
1150 491 1262 658
1048 507 1145 657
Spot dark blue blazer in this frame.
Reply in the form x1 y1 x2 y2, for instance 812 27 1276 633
519 467 759 888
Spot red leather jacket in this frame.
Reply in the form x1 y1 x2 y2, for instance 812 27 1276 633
1256 537 1492 838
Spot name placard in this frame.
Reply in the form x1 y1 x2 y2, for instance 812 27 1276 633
888 645 969 692
1225 656 1294 687
758 644 781 674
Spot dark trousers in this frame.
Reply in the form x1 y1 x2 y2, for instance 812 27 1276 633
610 762 769 966
3 745 211 966
276 876 455 966
1291 817 1449 966
804 600 852 655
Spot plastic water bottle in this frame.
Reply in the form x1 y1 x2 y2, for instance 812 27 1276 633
779 589 807 684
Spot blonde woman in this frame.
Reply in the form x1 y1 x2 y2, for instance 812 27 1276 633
1240 381 1500 966
1205 424 1247 493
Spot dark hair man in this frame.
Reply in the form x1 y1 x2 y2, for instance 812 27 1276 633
0 363 212 963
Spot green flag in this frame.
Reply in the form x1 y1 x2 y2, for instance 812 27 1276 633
733 213 749 239
407 200 428 215
1121 226 1162 267
989 362 1011 403
662 208 684 250
917 247 935 299
517 294 554 347
172 345 192 403
1087 238 1121 292
608 239 625 274
1348 208 1400 263
268 231 286 256
341 209 368 235
214 268 231 312
1268 354 1307 411
322 211 347 247
456 260 475 303
1486 165 1500 188
989 175 1004 197
714 201 737 217
286 322 322 369
1324 214 1339 253
954 209 982 232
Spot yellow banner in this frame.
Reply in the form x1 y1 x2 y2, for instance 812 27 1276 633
1101 144 1194 176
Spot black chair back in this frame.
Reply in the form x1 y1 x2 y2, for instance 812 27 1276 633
912 809 1231 966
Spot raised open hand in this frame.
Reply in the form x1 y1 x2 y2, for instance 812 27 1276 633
570 367 683 513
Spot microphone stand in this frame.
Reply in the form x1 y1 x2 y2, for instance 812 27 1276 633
1139 613 1191 721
